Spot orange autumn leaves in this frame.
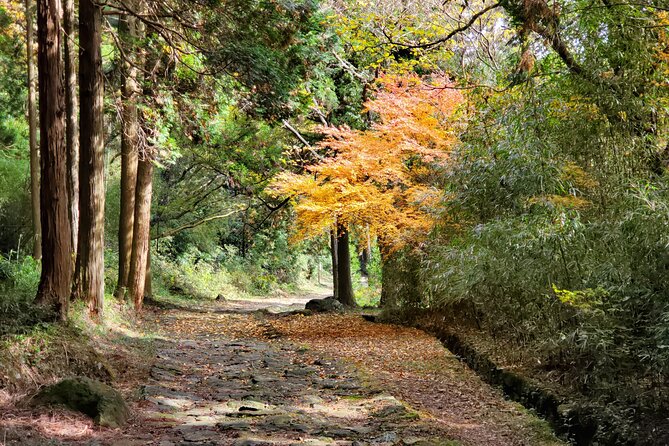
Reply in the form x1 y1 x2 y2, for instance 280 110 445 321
274 74 463 253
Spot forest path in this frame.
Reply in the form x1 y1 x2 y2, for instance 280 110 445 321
113 294 563 446
2 294 564 446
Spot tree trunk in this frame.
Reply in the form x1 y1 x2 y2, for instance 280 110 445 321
116 0 142 299
63 0 78 256
25 0 41 260
379 254 389 308
128 158 153 312
335 223 356 307
35 0 72 320
145 246 152 298
330 228 338 299
77 0 105 318
358 246 369 277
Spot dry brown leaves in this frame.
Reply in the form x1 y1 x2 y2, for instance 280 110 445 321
160 309 563 446
262 314 564 446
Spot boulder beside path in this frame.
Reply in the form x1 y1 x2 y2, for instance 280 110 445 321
31 376 129 427
305 296 344 313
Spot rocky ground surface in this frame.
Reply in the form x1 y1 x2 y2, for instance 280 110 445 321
0 295 564 446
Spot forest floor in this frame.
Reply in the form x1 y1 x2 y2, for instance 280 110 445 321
0 292 564 446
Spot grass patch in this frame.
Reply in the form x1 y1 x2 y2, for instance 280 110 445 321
0 293 156 398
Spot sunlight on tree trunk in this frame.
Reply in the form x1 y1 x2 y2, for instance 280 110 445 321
77 0 105 318
25 0 41 261
63 0 78 258
116 0 142 300
35 0 72 320
145 247 152 299
128 157 153 312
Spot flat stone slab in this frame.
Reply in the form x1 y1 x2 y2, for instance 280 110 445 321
181 428 220 442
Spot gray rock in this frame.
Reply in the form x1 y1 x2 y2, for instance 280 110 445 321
305 297 344 313
401 438 426 446
234 438 275 446
251 374 279 384
216 418 251 430
31 377 129 428
227 399 278 416
181 429 219 442
372 432 398 444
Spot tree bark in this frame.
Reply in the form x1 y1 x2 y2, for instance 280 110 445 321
379 254 389 308
330 228 338 299
25 0 41 260
77 0 105 318
358 246 369 277
335 223 356 307
128 157 153 312
145 246 152 298
116 0 142 299
63 0 78 257
35 0 72 320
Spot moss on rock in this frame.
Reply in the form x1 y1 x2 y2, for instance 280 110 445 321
31 376 129 427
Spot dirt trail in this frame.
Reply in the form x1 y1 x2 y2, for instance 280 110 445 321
0 295 564 446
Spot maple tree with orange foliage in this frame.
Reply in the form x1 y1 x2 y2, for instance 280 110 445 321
274 73 463 254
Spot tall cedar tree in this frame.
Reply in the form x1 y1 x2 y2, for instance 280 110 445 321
76 0 105 317
63 0 78 256
24 0 41 260
116 0 142 299
127 156 153 311
35 0 72 319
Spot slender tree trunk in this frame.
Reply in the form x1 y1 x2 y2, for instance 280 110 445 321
379 254 389 308
128 158 153 312
116 1 141 299
77 0 105 317
63 0 78 257
358 247 369 277
145 247 152 298
330 228 338 299
25 0 41 260
35 0 72 320
336 223 356 307
378 240 391 308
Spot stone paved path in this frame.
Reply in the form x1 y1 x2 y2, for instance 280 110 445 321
117 301 454 446
0 295 564 446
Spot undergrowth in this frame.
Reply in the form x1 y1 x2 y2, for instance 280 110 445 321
151 244 328 302
0 256 155 395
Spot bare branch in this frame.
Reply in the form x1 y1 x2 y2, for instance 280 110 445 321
382 3 502 50
282 120 325 160
152 207 244 240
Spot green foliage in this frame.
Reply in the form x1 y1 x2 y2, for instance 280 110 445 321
551 285 606 311
153 241 314 301
0 254 51 335
0 254 40 295
0 21 31 255
0 157 32 254
0 13 26 120
202 0 324 120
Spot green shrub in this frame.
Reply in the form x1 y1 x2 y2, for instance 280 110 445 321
0 255 51 335
419 180 669 410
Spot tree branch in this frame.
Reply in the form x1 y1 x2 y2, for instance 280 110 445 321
151 208 243 239
282 119 325 160
382 3 502 50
